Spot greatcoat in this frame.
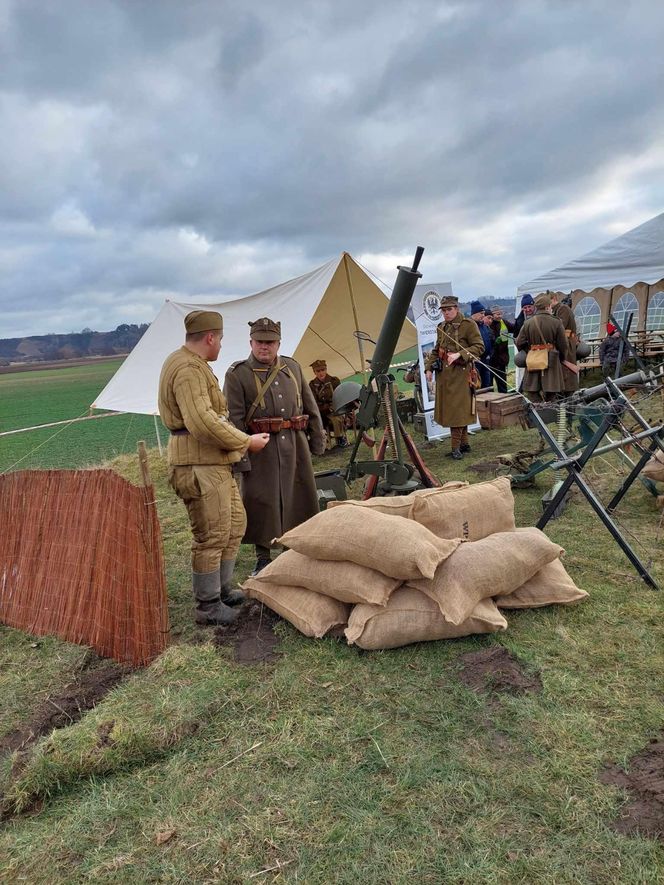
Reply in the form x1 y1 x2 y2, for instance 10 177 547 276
552 302 579 392
224 353 326 548
425 313 485 427
515 310 568 395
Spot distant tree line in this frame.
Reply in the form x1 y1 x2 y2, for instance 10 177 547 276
0 323 149 365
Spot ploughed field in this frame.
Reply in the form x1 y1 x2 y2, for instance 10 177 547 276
0 367 663 882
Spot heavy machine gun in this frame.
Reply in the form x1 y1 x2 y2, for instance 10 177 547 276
330 247 439 497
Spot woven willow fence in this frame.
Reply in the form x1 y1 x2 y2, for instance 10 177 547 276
0 462 168 666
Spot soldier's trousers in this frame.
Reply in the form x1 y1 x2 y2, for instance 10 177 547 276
450 427 469 449
169 464 247 573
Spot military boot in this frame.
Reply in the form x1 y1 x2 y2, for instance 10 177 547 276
219 559 246 606
193 571 238 626
250 545 272 576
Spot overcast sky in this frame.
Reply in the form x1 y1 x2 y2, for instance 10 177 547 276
2 0 664 338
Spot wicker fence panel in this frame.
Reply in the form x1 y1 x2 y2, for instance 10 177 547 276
0 469 169 666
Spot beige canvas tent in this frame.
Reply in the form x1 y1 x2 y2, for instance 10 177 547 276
517 212 664 341
94 253 417 415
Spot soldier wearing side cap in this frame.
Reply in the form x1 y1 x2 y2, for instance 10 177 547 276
309 359 348 449
515 293 571 402
158 310 270 625
224 318 326 575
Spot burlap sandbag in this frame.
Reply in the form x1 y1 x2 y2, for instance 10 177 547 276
497 558 588 608
410 527 563 625
251 549 401 606
326 481 469 519
410 476 515 540
276 508 462 580
345 587 507 650
243 577 350 638
642 449 664 482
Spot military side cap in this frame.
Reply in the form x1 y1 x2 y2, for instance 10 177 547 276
440 295 459 309
185 310 223 333
534 293 552 309
249 317 281 340
310 359 327 371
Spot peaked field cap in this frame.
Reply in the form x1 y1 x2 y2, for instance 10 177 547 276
440 294 459 308
184 310 223 334
249 317 281 340
521 293 535 307
469 300 486 315
310 359 327 370
534 293 551 309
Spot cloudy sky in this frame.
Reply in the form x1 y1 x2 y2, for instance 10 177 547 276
2 0 664 338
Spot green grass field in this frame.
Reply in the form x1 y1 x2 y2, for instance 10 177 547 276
0 360 165 472
1 366 663 882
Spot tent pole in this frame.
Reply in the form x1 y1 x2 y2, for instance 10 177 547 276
153 414 163 457
343 253 369 383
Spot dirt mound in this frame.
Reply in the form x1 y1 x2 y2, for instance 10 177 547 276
468 460 503 475
212 602 281 664
600 734 664 841
0 659 128 756
457 646 542 696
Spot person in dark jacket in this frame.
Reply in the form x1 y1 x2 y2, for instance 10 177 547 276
599 323 625 377
513 293 536 338
487 306 515 393
469 299 494 389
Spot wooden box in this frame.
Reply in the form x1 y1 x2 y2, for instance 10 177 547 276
475 392 526 430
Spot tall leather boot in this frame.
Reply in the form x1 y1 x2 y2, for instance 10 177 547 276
219 559 246 606
193 571 237 626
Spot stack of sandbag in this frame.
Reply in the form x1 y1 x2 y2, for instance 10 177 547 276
242 477 588 650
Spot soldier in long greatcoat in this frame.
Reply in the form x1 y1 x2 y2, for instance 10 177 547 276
424 295 485 460
551 293 579 393
224 317 326 574
515 294 570 402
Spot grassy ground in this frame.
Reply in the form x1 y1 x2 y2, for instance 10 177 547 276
1 390 663 882
0 359 165 472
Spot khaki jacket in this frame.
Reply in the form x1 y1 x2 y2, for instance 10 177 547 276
425 314 485 428
158 347 250 466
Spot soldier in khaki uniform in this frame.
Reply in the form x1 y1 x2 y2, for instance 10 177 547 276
309 359 348 449
515 294 572 402
424 295 485 460
551 293 579 393
158 310 270 625
224 318 326 574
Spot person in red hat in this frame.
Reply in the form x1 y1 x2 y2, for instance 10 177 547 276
599 323 623 377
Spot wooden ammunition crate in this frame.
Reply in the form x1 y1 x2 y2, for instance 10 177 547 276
475 392 526 430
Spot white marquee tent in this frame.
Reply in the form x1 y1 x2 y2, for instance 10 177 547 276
93 253 417 415
517 212 664 339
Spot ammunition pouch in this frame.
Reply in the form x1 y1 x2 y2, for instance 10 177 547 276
248 415 310 434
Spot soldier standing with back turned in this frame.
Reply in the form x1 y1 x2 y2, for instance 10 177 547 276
158 311 270 625
224 318 326 574
515 293 571 402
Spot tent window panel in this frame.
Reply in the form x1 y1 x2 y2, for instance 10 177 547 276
646 291 664 331
574 296 601 338
611 292 639 332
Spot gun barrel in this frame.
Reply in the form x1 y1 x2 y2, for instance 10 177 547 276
369 247 424 378
578 367 663 402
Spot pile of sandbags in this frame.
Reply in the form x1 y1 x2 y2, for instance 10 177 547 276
242 478 588 650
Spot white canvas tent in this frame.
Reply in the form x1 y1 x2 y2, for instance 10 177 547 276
517 212 664 339
93 253 417 415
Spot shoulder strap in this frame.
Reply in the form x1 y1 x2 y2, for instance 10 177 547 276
246 362 283 425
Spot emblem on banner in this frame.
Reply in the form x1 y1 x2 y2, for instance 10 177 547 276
423 290 442 322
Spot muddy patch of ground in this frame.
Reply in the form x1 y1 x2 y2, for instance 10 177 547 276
0 658 128 757
212 602 281 664
468 459 504 475
458 646 542 696
599 733 664 842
